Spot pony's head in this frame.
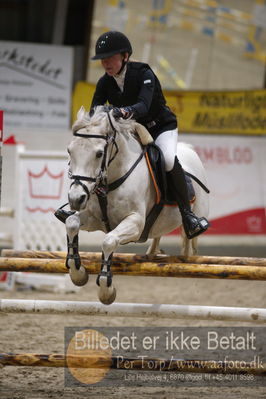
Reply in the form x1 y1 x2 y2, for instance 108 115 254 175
67 106 152 211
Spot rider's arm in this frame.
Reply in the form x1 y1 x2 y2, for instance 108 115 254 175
90 76 108 110
129 68 155 118
117 68 155 120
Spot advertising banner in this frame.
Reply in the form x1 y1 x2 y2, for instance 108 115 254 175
73 82 266 135
15 150 69 250
182 134 266 235
0 110 3 206
165 89 266 135
0 110 3 142
0 41 73 130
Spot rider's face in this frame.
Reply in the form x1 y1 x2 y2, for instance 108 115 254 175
101 53 128 76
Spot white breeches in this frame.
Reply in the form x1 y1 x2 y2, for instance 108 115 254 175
155 128 178 171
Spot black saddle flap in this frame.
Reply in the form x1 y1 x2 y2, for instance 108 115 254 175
146 143 167 200
139 143 196 243
146 143 195 204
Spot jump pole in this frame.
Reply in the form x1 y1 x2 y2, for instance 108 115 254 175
0 257 266 280
2 249 266 267
0 353 265 375
1 299 266 323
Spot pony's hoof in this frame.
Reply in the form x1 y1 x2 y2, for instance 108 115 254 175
146 249 165 258
69 265 89 286
98 286 116 305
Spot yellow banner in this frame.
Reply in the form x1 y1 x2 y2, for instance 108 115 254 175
165 89 266 135
72 82 266 135
72 81 95 121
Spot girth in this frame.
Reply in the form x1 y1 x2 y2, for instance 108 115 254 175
94 149 145 232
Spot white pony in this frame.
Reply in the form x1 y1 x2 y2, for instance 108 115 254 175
65 106 209 305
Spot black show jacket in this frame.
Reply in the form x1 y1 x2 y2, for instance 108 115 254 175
91 61 177 139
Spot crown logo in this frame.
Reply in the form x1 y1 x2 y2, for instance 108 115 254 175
27 165 64 200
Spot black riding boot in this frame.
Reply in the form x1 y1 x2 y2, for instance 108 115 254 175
54 208 75 224
168 157 209 239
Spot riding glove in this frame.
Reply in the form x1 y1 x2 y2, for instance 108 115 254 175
112 107 133 120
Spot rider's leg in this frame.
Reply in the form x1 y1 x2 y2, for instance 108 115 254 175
155 129 209 239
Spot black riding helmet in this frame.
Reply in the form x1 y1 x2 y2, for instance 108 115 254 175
91 31 132 60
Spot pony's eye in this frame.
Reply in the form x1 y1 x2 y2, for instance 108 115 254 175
96 150 103 158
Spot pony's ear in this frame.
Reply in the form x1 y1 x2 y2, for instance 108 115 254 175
77 106 86 121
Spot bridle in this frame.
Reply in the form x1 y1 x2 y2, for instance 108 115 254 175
68 112 145 231
69 112 119 197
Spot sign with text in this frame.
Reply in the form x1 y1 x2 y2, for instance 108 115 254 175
0 41 73 130
180 134 266 235
165 89 266 135
73 82 266 135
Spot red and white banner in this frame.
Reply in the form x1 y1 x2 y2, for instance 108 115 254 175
183 134 266 235
0 271 15 290
15 150 69 250
0 110 3 207
18 154 68 218
0 110 3 143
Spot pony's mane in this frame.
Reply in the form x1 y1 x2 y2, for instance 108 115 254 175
72 106 136 138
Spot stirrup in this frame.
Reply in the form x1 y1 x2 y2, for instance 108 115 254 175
54 209 75 224
182 210 209 239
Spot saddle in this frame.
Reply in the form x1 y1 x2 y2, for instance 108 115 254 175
138 143 195 242
145 143 195 205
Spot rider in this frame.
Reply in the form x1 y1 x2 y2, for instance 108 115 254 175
57 31 209 239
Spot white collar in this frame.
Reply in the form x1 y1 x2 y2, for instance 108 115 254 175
113 65 127 91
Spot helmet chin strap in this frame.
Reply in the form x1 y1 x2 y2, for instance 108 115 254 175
116 55 128 75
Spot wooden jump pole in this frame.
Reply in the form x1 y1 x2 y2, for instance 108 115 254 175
2 249 266 267
0 256 266 280
0 353 265 375
1 299 265 323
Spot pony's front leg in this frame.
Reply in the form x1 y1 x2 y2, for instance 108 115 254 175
97 213 144 305
66 214 89 286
